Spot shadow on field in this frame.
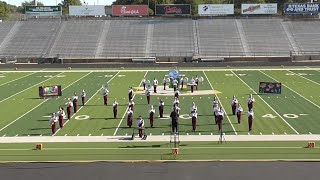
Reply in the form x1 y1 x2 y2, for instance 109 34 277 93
30 127 50 130
100 127 117 130
90 117 115 121
28 97 43 100
119 144 163 148
37 119 49 122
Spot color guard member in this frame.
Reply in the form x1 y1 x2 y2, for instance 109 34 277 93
137 116 145 138
127 108 133 128
145 89 151 104
80 89 86 106
163 77 167 90
65 98 73 120
174 90 180 99
247 94 255 111
128 99 135 112
49 112 58 134
153 78 158 93
149 105 155 128
236 103 243 124
128 87 134 101
173 97 179 107
113 100 118 118
231 95 238 115
191 110 198 132
159 100 164 118
72 93 78 113
57 107 65 128
170 108 179 133
247 109 254 131
173 104 181 114
103 88 109 106
173 78 178 91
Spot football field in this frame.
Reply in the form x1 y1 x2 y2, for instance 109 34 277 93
0 67 319 137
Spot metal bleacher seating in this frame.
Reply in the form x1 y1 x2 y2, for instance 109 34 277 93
240 19 293 56
197 19 244 57
49 20 104 58
0 21 60 58
288 21 320 53
101 20 148 57
150 19 194 57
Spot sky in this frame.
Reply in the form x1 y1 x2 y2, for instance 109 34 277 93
3 0 114 7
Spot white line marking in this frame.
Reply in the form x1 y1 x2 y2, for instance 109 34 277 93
0 72 37 87
162 133 164 136
309 132 312 135
2 134 6 137
89 134 91 136
260 70 320 109
101 133 103 136
260 132 262 135
40 134 42 136
203 71 237 135
284 132 287 135
64 134 67 136
54 71 120 136
198 133 201 135
113 71 148 136
211 133 213 135
125 133 128 136
187 133 189 135
272 132 275 135
15 134 18 137
287 70 320 86
150 133 152 136
0 72 92 133
231 70 299 134
77 134 79 136
248 133 250 135
0 72 64 103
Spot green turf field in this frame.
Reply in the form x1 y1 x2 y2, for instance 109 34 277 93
0 68 319 137
0 141 319 161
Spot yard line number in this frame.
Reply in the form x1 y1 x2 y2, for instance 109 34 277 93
262 113 306 119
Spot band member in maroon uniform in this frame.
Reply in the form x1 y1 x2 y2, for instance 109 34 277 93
137 116 145 138
103 88 109 106
231 95 238 115
128 99 135 112
128 87 134 101
195 76 199 90
173 97 179 108
247 109 254 131
247 94 255 111
236 103 243 124
80 90 86 106
145 89 151 104
173 78 178 91
149 105 155 128
159 100 164 118
163 77 167 90
127 108 133 128
213 97 219 124
57 107 65 128
65 98 73 120
190 77 195 93
113 100 118 118
49 113 58 135
191 110 198 132
153 78 158 93
180 77 184 90
72 93 78 113
174 90 180 99
142 79 146 90
217 107 224 131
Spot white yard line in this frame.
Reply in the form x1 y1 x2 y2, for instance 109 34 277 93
0 72 37 87
113 71 148 136
287 70 320 86
0 72 65 104
260 70 320 109
0 68 320 73
0 72 92 133
53 71 121 136
231 70 299 134
203 71 237 135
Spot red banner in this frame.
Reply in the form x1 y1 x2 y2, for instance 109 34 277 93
112 5 148 16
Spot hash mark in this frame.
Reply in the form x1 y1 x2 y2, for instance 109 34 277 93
15 134 18 137
248 133 250 135
284 132 287 135
162 133 164 136
260 132 262 135
149 133 152 136
40 134 42 136
211 133 213 135
2 134 6 137
198 133 201 135
77 134 79 136
64 134 67 136
187 133 189 135
101 133 103 136
272 132 275 135
89 134 91 136
309 132 312 134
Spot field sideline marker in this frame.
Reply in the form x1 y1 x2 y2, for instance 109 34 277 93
53 71 121 136
231 70 299 134
203 71 237 135
0 72 37 87
260 70 320 109
0 72 65 104
113 71 148 136
0 72 92 133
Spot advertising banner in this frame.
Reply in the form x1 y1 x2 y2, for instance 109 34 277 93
25 6 62 17
112 5 148 16
198 4 234 15
155 4 191 15
284 3 320 14
241 4 277 14
69 5 106 16
259 82 282 94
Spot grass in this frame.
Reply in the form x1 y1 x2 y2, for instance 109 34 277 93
0 141 319 161
0 68 319 136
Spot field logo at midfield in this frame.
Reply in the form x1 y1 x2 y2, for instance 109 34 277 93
75 115 90 120
262 113 307 119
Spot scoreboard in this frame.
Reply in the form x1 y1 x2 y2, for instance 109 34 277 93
259 82 282 94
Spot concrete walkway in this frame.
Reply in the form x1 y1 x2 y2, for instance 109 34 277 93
0 135 319 143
